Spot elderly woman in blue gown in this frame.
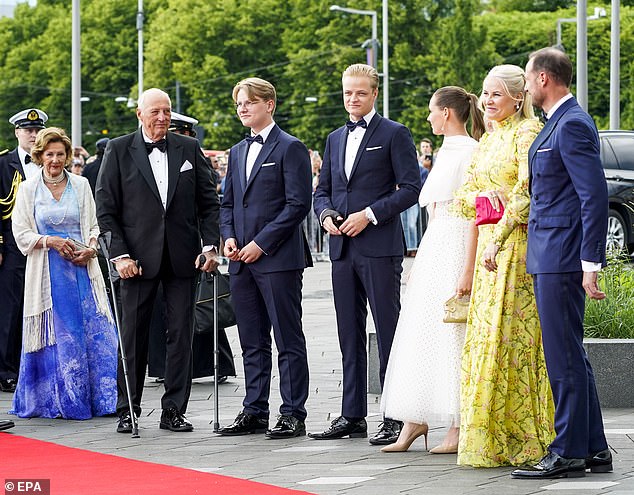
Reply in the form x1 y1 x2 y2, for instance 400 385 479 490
10 127 117 419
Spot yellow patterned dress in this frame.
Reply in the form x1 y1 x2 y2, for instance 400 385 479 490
454 115 555 467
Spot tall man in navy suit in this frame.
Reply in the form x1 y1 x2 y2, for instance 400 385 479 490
218 77 312 439
512 47 611 479
310 64 421 443
0 108 48 394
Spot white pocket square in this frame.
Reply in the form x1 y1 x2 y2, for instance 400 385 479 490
365 146 382 151
536 148 552 153
261 162 276 167
180 160 193 172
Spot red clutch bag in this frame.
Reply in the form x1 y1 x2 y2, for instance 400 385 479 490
475 196 504 226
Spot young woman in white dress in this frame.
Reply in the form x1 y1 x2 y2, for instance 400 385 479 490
380 86 485 453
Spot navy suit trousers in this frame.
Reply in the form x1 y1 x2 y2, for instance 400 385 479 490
332 242 402 418
231 266 309 421
533 272 608 458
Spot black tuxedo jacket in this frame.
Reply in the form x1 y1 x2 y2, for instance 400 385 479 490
96 129 219 279
0 149 25 255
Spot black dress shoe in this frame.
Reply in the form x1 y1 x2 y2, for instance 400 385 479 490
217 411 268 436
0 378 17 393
308 416 367 440
116 412 133 434
266 415 306 439
586 448 613 473
159 407 193 432
369 418 403 445
0 419 15 431
511 451 586 479
216 375 228 384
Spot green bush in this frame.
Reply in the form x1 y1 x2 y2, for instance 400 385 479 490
584 255 634 339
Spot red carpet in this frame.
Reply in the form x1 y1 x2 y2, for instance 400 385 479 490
0 433 314 495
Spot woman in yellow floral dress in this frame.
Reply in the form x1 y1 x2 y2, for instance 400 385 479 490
454 65 555 467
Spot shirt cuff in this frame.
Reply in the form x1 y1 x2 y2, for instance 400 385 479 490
581 260 602 272
111 254 130 263
202 245 217 253
365 207 378 225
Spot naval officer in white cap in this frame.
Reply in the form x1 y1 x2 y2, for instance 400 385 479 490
0 107 48 394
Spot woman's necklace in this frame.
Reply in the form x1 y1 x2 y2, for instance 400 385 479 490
43 170 66 186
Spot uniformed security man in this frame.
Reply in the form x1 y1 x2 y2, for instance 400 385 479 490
148 111 236 384
0 108 48 393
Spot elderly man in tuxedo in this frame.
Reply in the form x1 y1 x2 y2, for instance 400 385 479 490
512 47 611 479
218 77 312 439
311 64 421 444
96 88 220 434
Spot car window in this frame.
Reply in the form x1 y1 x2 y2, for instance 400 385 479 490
600 138 619 169
607 135 634 171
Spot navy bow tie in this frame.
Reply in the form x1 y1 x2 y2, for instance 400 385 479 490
25 154 31 164
145 139 167 154
346 119 367 132
245 134 264 145
540 111 549 124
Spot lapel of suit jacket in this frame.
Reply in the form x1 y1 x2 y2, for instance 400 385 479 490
528 97 577 190
130 129 162 204
165 133 184 210
245 125 280 192
348 114 382 181
337 126 348 184
9 150 25 180
236 140 248 191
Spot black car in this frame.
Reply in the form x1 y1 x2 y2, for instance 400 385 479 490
599 130 634 254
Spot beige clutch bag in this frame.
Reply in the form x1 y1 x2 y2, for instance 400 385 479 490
443 295 470 323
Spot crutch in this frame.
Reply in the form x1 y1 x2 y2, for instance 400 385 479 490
99 232 140 438
199 255 221 432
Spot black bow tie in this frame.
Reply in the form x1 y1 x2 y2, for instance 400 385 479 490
145 139 167 154
245 134 264 145
25 154 31 164
346 119 367 132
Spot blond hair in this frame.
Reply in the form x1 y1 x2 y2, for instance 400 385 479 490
342 63 380 90
232 77 277 114
480 64 535 120
30 127 73 167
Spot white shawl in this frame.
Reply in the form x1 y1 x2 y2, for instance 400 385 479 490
12 170 113 353
419 135 479 207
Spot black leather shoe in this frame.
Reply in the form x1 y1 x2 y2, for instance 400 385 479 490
511 451 586 479
216 375 228 384
266 415 306 439
0 378 17 393
308 416 367 439
217 411 268 436
116 412 133 434
586 448 613 473
368 418 403 445
159 407 193 432
0 419 15 431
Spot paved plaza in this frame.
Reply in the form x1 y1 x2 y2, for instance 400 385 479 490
1 258 633 494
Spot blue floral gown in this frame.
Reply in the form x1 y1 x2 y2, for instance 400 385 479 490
10 180 118 419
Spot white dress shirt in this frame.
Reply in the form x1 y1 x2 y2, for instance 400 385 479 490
143 130 169 210
246 121 275 181
18 147 40 179
344 108 375 179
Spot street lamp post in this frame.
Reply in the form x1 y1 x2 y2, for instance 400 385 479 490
555 6 606 111
330 5 378 68
330 4 389 117
71 0 81 146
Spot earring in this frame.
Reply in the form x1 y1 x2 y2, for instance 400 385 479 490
515 102 521 111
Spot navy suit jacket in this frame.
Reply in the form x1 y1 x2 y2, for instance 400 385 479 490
313 114 421 260
0 149 25 255
220 124 313 274
526 97 608 274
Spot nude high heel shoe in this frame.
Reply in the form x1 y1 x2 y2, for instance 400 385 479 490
429 427 459 454
381 422 428 452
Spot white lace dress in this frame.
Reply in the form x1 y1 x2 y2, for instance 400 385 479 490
380 135 477 426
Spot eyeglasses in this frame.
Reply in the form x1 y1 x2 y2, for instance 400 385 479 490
234 100 263 110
